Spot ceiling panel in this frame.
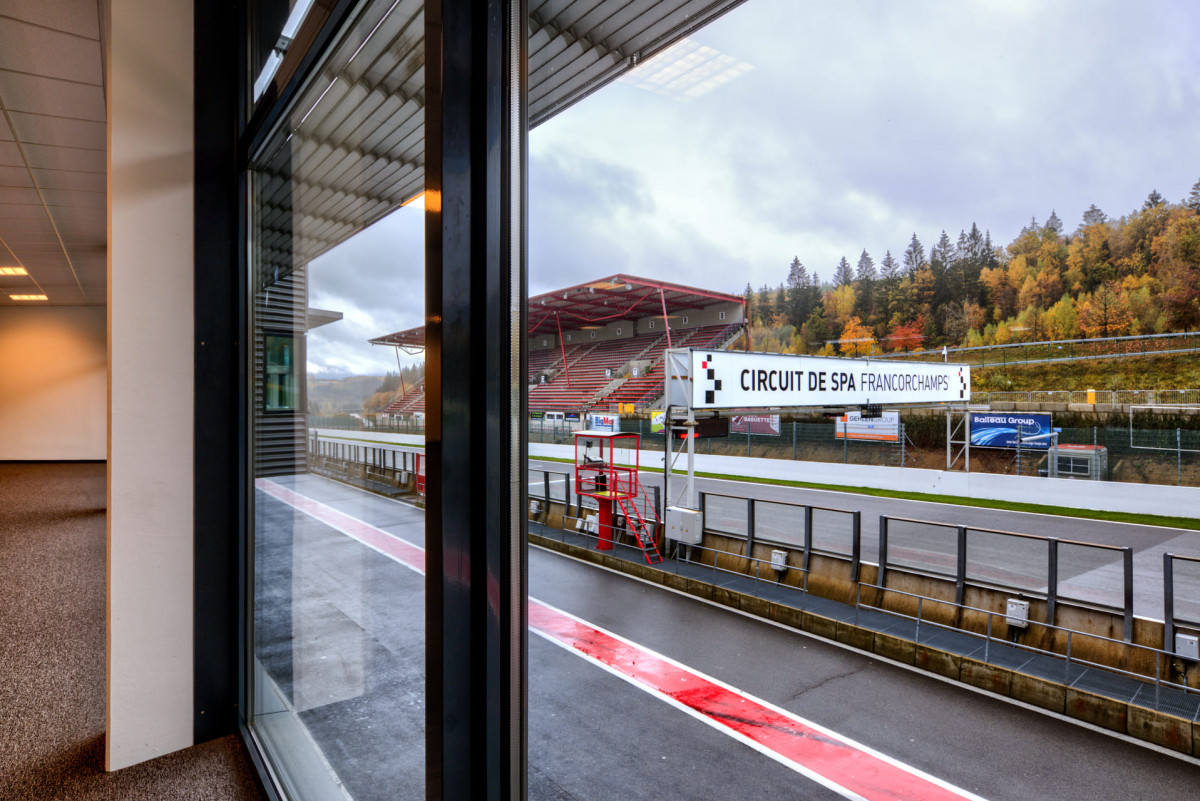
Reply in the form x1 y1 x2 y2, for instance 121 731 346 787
29 168 105 192
0 72 106 121
0 18 102 85
19 142 105 173
7 111 106 150
1 0 102 39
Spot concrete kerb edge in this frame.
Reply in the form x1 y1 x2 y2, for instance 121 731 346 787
529 531 1194 756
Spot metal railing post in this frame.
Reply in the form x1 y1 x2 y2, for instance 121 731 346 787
803 505 813 575
878 516 889 587
952 525 967 605
543 472 551 506
1122 546 1134 642
1164 553 1175 654
851 510 861 583
1047 538 1059 627
745 497 756 555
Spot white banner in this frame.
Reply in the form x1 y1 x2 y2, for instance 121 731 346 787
835 411 900 442
690 350 969 409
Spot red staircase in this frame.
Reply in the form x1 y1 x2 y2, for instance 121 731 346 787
616 484 663 565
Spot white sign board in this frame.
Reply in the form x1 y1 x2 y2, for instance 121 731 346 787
690 349 969 409
835 410 900 442
587 413 620 432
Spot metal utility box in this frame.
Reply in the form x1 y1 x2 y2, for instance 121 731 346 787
665 506 702 545
1006 598 1030 629
1175 633 1200 661
770 549 788 571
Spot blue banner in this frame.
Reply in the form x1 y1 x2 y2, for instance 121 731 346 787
970 413 1054 449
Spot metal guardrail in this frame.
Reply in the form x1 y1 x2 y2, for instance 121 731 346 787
536 511 1200 722
876 329 1200 368
973 388 1200 406
879 516 1134 641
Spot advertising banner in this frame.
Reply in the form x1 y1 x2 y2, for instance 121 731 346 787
651 411 666 433
690 350 969 409
587 413 620 432
730 414 781 435
834 411 900 442
970 413 1054 449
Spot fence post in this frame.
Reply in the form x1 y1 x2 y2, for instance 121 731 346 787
878 516 889 587
1178 428 1182 486
1122 546 1134 642
747 429 751 458
653 485 660 519
955 525 967 606
900 423 906 467
850 511 861 583
543 472 550 508
792 422 797 461
746 498 755 556
1047 538 1059 627
803 505 813 575
1164 552 1175 654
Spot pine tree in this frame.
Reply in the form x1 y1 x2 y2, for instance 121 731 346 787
1046 210 1063 236
1144 189 1165 209
785 257 810 327
834 256 854 287
1081 204 1107 227
1186 179 1200 213
902 234 925 277
854 250 876 282
854 250 877 324
880 250 900 281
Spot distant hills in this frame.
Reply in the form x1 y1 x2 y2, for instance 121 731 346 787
307 375 383 414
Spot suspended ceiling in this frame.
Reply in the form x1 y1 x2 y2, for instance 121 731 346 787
0 2 106 306
0 0 746 305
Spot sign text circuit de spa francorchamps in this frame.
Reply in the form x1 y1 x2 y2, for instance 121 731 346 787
686 349 970 411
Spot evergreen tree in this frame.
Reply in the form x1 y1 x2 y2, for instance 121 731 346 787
854 250 877 324
879 250 900 281
785 257 810 327
1081 204 1107 227
834 256 854 287
1186 179 1200 213
902 233 925 277
743 282 754 323
854 249 876 282
1045 210 1063 236
755 284 774 324
1144 189 1166 209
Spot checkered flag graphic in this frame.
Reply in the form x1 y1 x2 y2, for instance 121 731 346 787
699 353 722 405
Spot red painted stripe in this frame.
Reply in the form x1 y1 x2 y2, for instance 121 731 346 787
258 478 986 801
254 478 426 574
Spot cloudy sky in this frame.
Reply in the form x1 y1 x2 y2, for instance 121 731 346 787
306 0 1200 378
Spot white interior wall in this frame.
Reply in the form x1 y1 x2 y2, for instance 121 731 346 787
106 0 195 771
0 307 107 460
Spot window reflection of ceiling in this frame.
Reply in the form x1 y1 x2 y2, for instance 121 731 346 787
254 0 749 276
0 1 747 302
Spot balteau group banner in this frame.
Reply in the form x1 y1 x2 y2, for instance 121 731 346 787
690 350 969 410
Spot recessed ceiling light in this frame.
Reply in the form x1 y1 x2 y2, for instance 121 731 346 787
10 294 48 301
0 266 28 276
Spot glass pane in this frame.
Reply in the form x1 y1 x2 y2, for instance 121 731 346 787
248 0 427 797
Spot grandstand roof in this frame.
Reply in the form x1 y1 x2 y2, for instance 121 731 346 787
369 274 745 349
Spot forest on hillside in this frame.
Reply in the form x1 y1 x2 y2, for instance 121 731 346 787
746 182 1200 356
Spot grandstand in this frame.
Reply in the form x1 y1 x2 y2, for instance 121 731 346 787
370 274 746 415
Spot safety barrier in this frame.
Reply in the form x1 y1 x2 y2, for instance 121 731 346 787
878 516 1134 641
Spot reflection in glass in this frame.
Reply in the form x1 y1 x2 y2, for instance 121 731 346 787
248 0 427 798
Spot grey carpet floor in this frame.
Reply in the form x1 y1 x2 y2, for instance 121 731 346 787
0 462 264 800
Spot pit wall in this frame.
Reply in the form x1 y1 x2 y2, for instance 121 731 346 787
529 442 1200 518
531 528 1200 757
